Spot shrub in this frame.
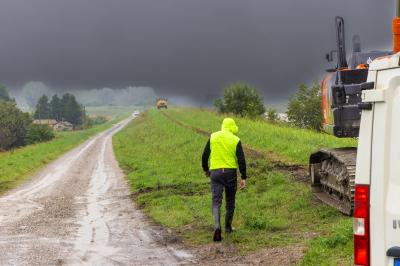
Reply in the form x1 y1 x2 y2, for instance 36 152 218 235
25 124 55 145
286 83 322 131
0 101 32 150
214 82 265 118
266 107 278 122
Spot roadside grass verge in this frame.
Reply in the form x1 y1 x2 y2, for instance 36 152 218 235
113 109 353 265
0 118 123 195
165 108 357 165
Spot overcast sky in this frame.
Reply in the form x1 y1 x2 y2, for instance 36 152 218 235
0 0 394 106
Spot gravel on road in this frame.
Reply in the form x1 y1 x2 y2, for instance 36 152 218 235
0 118 192 266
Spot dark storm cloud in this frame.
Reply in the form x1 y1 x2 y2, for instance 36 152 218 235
0 0 394 106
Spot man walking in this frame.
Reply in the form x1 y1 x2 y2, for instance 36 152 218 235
202 118 247 242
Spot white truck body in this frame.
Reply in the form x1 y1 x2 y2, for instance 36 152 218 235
356 53 400 265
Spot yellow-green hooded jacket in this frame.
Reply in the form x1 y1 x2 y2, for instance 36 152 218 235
209 118 240 170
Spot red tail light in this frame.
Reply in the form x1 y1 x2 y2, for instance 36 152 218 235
354 185 370 266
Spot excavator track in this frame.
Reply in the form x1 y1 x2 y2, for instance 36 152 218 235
309 148 357 216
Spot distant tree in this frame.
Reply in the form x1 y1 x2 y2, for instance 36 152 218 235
266 107 278 123
34 95 51 119
214 82 265 118
61 93 85 126
286 83 322 131
0 101 32 150
0 83 12 102
50 94 62 121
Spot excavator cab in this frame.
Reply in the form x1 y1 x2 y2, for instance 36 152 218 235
321 17 391 138
322 68 368 137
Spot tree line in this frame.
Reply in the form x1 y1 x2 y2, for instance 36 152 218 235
214 82 322 131
34 93 85 126
0 84 87 151
11 81 156 109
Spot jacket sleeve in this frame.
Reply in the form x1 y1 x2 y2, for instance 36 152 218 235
202 139 211 172
236 141 247 179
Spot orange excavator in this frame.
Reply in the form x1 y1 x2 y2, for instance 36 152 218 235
308 10 400 215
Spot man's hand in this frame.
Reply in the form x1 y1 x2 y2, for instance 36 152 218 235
240 179 246 190
204 171 211 177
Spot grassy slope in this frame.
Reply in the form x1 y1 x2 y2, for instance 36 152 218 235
0 116 123 195
166 108 357 165
113 109 353 265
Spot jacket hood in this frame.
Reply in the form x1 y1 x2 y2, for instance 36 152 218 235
221 118 238 135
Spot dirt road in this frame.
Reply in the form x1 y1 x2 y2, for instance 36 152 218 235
0 118 192 265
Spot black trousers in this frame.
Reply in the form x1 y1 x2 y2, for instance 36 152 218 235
210 169 237 230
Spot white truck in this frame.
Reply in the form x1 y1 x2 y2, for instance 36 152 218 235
354 54 400 265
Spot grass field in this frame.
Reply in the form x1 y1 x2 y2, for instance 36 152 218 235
0 116 124 196
165 108 357 165
113 109 354 265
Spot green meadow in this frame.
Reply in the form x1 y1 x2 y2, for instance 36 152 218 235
165 108 357 165
113 109 354 265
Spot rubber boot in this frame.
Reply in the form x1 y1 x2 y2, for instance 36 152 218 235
225 209 234 233
212 207 222 241
213 228 222 242
212 207 221 230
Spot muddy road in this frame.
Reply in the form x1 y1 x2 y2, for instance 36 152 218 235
0 118 192 265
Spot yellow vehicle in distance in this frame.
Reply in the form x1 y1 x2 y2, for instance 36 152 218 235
156 98 168 109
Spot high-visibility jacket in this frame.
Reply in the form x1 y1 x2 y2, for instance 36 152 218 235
209 118 240 170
